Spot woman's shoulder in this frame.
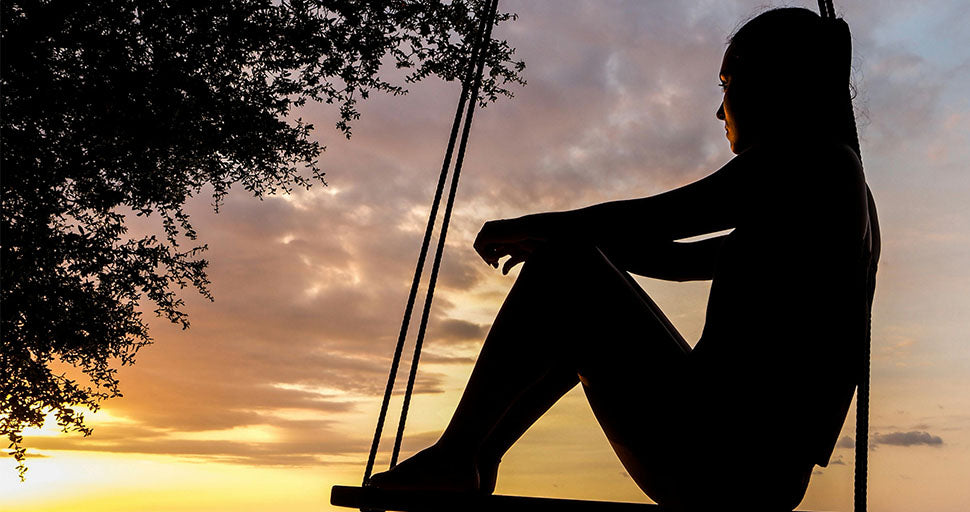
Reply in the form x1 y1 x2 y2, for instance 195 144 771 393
738 140 865 191
742 140 861 169
735 141 869 233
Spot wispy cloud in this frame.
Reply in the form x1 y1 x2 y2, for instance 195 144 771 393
873 431 944 447
834 430 946 449
836 436 856 449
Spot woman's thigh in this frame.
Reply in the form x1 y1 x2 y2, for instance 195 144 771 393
518 241 691 360
520 243 699 495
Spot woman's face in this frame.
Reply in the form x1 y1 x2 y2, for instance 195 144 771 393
716 44 753 154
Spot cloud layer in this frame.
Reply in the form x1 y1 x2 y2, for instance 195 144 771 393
25 1 969 484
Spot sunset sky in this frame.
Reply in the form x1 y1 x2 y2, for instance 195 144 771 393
4 1 969 511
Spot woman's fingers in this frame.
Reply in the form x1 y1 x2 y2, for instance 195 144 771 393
500 242 539 275
502 253 527 275
474 240 527 272
473 218 543 271
473 225 499 264
474 221 516 266
474 242 503 267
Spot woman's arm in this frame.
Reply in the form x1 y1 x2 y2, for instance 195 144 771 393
475 149 757 272
602 235 729 282
517 166 738 243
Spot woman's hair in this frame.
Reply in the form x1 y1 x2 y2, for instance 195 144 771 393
727 7 860 159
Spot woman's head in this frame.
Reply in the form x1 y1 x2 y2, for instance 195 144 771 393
716 7 856 154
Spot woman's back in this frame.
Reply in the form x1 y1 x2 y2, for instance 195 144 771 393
691 141 877 466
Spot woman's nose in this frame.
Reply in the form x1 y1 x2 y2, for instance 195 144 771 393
716 102 725 121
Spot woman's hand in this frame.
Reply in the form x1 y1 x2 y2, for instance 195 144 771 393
473 218 544 275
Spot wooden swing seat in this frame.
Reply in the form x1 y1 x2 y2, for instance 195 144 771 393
331 485 824 511
330 485 662 511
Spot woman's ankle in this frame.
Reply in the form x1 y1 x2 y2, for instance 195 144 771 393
431 435 481 462
476 452 502 495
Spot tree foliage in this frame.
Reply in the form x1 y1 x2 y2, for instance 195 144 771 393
1 0 524 478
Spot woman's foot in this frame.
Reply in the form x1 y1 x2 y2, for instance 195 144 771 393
367 444 480 493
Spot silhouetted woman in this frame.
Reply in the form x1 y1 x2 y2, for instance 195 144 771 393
371 8 880 511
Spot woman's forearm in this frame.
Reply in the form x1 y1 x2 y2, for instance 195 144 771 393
516 158 743 245
514 208 592 242
516 195 688 246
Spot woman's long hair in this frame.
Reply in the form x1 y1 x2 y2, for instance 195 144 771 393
728 8 861 161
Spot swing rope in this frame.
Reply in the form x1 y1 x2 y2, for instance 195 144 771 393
816 2 874 512
391 0 501 469
362 0 500 484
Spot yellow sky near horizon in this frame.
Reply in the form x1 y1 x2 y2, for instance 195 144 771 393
6 375 969 512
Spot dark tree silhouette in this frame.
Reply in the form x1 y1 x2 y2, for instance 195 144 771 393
0 0 524 478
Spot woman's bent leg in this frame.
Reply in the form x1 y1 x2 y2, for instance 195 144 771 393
475 366 579 493
369 242 693 495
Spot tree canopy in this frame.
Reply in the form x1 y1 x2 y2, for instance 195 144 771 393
1 0 524 478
